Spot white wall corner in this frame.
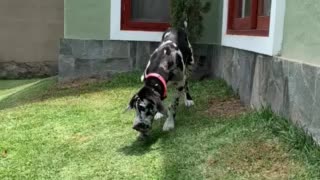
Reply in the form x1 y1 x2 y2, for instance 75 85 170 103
271 0 286 56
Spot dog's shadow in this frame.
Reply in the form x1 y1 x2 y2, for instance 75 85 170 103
118 129 166 156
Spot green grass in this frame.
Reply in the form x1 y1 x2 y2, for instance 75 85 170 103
0 72 320 179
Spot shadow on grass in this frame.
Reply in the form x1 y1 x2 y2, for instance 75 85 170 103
0 72 143 111
118 129 164 156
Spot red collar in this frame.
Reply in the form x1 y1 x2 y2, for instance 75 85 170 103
145 73 167 99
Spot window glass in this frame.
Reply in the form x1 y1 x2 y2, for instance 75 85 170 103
259 0 271 16
237 0 252 18
131 0 170 23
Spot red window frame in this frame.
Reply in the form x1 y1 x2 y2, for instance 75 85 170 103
121 0 170 31
227 0 270 36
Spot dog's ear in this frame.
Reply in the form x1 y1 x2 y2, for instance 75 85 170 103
125 94 139 112
129 94 139 108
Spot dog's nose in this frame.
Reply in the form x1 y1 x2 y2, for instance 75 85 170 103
133 123 150 132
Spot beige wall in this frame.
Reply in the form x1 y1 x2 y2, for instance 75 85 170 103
0 0 63 63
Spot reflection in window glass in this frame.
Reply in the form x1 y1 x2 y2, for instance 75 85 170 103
259 0 271 16
131 0 170 23
237 0 252 18
243 0 252 17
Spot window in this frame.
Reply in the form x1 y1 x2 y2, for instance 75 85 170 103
221 0 285 55
227 0 271 36
121 0 170 31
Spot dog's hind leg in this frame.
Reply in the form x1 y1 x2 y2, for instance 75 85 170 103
184 81 194 107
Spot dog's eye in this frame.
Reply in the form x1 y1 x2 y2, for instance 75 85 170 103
138 105 146 111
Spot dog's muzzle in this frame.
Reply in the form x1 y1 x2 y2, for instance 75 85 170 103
133 123 151 133
133 116 152 133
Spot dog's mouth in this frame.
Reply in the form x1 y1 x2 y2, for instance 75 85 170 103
133 123 151 133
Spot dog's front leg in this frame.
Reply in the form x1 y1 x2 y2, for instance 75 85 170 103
154 100 168 120
154 107 168 120
163 88 183 131
155 112 165 120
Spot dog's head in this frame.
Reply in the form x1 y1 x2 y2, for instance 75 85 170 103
127 87 166 134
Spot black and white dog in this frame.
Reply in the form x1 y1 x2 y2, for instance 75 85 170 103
127 25 195 138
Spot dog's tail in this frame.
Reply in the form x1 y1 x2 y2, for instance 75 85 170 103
184 19 188 29
183 15 189 33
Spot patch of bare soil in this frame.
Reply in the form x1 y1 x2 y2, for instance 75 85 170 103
69 134 91 143
1 149 7 158
206 140 306 179
205 97 249 118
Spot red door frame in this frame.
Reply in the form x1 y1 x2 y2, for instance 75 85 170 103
227 0 270 36
121 0 170 31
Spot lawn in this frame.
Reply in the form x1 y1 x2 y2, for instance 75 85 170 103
0 73 320 179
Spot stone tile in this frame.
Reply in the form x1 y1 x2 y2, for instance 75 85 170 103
58 54 75 81
282 59 290 78
266 58 286 115
193 44 210 57
288 63 316 127
313 135 320 146
59 39 72 56
281 77 290 119
135 42 151 71
301 64 317 99
211 45 222 78
103 40 130 59
222 47 235 87
288 60 300 78
129 41 137 70
90 58 131 76
280 59 291 118
230 50 241 93
74 58 91 79
311 70 320 130
238 50 256 105
70 39 86 59
85 40 104 59
250 55 272 109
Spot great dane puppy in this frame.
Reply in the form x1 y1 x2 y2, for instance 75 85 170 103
127 25 195 139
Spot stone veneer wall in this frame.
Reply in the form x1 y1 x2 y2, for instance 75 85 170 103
58 39 213 82
211 46 320 144
59 39 320 143
0 62 57 79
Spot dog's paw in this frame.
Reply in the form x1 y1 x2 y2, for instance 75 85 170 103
163 118 175 131
184 100 195 107
137 133 149 141
154 112 164 120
